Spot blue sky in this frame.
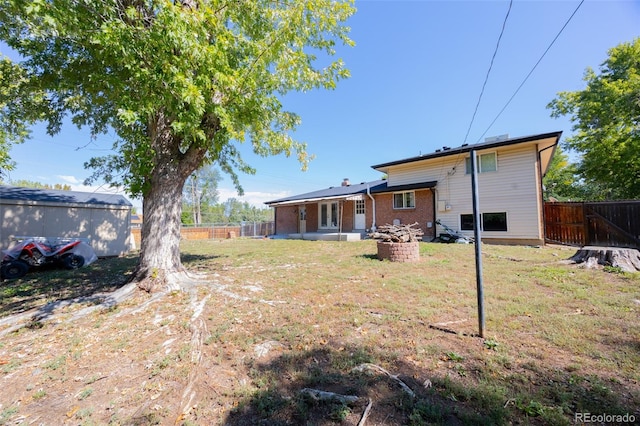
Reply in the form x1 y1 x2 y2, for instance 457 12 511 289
3 0 640 211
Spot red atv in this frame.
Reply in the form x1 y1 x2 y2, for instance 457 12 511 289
1 238 87 279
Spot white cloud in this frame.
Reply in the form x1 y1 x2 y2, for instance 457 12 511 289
217 187 290 207
56 175 81 184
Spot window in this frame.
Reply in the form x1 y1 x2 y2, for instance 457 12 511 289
355 199 365 215
482 212 507 231
393 191 415 209
465 152 497 174
319 202 338 228
460 214 474 231
460 212 507 231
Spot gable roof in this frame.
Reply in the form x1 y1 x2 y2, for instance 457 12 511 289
371 131 562 173
265 179 437 206
0 185 132 207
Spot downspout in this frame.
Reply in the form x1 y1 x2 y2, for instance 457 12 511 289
432 187 438 241
538 143 558 246
366 184 377 232
339 200 343 241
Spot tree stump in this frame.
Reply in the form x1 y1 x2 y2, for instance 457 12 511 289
568 246 640 273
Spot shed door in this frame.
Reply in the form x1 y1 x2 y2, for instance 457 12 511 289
354 199 365 229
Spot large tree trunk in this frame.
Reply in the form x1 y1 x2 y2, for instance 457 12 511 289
135 112 207 291
137 174 186 290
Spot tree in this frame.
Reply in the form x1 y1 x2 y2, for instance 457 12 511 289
543 145 579 201
543 147 605 201
9 179 72 190
0 0 354 290
182 165 221 225
548 38 640 200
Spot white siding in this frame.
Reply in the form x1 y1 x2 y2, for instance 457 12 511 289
1 202 131 256
385 145 544 242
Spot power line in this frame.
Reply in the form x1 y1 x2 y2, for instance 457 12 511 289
476 0 585 143
463 0 513 145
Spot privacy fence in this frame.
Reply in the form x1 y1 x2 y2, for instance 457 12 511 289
544 201 640 249
131 221 275 247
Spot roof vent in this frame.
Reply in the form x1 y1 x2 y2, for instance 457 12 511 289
442 146 451 150
435 149 442 153
484 134 509 143
461 143 468 147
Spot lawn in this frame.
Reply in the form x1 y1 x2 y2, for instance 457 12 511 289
0 239 638 425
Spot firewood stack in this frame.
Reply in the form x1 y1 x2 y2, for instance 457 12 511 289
368 222 424 243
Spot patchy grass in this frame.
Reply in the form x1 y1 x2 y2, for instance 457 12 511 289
0 238 639 425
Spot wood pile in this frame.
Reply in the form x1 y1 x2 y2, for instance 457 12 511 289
368 222 424 243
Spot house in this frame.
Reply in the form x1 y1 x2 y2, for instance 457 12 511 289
265 131 562 245
0 185 133 256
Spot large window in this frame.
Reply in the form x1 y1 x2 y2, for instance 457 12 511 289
319 202 338 228
460 212 507 231
393 191 415 209
465 152 497 174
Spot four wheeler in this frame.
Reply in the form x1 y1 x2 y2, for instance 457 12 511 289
1 238 87 280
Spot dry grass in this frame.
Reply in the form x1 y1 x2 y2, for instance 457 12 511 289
1 238 639 425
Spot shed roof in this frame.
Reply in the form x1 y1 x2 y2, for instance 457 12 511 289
0 185 132 207
265 179 437 206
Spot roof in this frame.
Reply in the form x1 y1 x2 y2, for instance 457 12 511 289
265 179 437 206
0 185 133 207
371 131 562 172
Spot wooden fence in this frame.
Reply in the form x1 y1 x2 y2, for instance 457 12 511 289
131 222 274 247
544 201 640 248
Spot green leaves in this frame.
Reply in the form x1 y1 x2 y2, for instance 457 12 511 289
0 0 355 196
548 38 640 199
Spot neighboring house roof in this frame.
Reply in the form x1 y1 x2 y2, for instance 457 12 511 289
265 179 438 206
0 185 133 207
371 131 562 174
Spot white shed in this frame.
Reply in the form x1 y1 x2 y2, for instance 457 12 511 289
0 185 133 257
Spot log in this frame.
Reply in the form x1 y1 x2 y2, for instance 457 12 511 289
300 388 359 404
568 246 640 273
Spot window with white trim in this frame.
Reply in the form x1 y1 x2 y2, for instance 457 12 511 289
465 152 497 174
393 191 415 209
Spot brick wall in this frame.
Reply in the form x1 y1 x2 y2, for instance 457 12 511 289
275 205 298 234
341 200 354 231
376 241 420 262
375 189 435 239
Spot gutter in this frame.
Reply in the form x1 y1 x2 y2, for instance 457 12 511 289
366 183 376 231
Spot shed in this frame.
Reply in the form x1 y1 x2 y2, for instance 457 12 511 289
0 185 133 257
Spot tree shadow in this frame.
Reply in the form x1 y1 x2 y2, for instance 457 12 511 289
0 252 223 321
0 255 138 317
223 344 639 425
357 254 379 261
224 345 499 425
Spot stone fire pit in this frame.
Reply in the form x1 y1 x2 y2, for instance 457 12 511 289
369 223 423 263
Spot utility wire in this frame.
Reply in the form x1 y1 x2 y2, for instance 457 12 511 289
463 0 513 145
476 0 585 143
